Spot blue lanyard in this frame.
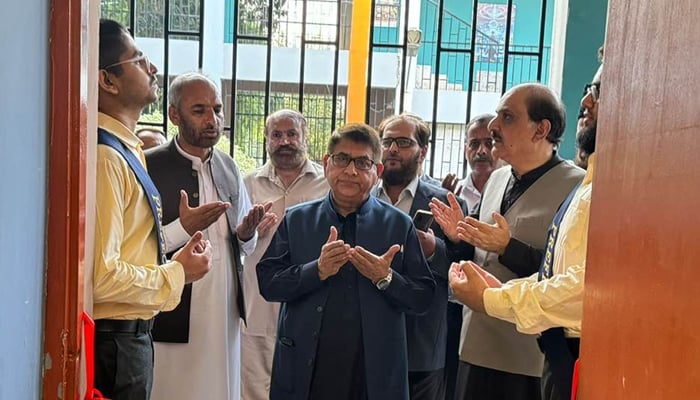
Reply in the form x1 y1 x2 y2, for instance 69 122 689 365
538 183 581 281
97 129 166 264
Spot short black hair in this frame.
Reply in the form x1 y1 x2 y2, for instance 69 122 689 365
524 86 566 145
327 123 382 162
99 19 131 75
377 114 431 147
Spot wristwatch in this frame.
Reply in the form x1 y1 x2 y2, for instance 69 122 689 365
375 269 393 291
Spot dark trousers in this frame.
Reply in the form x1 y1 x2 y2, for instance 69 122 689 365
454 361 541 400
444 302 463 400
94 329 154 400
409 368 446 400
540 336 580 400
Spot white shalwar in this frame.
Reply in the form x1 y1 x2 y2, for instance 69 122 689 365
151 143 255 400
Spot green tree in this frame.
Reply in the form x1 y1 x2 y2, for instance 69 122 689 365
238 0 288 44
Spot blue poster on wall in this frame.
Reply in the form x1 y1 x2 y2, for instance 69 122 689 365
475 4 516 63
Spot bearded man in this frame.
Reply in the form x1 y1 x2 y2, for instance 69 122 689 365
240 109 330 400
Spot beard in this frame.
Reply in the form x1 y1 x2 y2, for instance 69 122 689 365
270 144 307 170
576 122 597 156
179 116 221 149
382 153 421 186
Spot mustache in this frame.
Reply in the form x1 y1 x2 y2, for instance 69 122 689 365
273 144 302 154
473 155 492 162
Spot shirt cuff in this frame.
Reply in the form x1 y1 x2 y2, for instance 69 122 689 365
163 218 191 253
238 230 257 256
160 260 186 312
483 287 513 322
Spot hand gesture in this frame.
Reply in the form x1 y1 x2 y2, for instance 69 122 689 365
416 228 436 259
349 245 401 283
448 260 502 313
441 173 458 192
236 201 273 241
256 212 280 237
456 212 511 254
429 192 466 243
179 190 230 235
318 226 350 281
173 231 213 283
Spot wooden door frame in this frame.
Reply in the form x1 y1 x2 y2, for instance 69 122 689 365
42 0 88 398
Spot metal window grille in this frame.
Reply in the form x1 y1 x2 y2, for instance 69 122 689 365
100 0 552 176
367 0 552 179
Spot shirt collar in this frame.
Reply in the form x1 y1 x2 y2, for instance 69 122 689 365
511 152 563 183
325 190 373 218
376 174 421 199
173 136 211 169
256 158 321 181
583 153 596 185
464 174 478 193
98 112 141 149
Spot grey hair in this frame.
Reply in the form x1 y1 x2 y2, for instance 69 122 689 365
265 109 308 137
465 113 495 132
168 72 219 108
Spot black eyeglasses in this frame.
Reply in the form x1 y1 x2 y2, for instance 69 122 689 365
583 83 600 103
381 137 418 149
328 153 376 171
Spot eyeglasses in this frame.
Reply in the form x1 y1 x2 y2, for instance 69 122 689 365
583 83 600 103
328 153 376 171
102 54 152 72
381 137 418 149
467 138 493 150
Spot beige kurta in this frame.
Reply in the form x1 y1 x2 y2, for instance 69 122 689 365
240 159 328 400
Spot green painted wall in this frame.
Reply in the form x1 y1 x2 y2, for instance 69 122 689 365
418 0 555 87
558 0 608 160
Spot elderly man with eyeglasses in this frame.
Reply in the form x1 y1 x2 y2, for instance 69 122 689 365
257 123 436 400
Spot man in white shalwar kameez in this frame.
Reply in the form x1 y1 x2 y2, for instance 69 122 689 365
145 72 272 400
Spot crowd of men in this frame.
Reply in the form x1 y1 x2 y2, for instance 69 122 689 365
93 17 602 400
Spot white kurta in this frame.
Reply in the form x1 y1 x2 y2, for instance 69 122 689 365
151 142 255 400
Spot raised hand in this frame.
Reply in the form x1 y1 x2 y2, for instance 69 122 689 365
429 192 466 243
441 173 458 192
318 226 351 281
178 190 230 236
236 201 273 241
416 228 436 258
349 244 401 283
457 212 511 254
255 212 280 237
448 260 502 313
173 231 213 283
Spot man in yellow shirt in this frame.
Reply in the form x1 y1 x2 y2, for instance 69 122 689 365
94 19 213 400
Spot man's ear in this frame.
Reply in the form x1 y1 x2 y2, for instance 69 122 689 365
418 145 428 163
375 162 384 179
322 154 330 176
533 119 551 142
168 105 180 126
98 70 119 95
